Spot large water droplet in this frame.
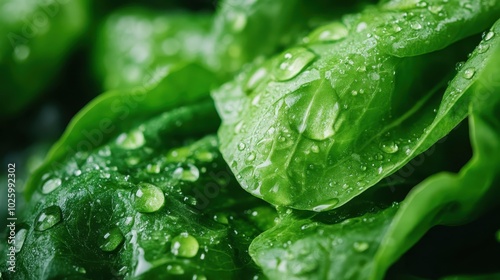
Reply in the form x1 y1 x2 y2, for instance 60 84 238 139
483 31 494 41
14 228 28 253
312 198 339 212
133 183 165 213
380 142 399 154
353 241 369 252
274 47 316 81
463 68 475 79
171 233 199 258
99 227 124 252
427 5 443 14
116 129 145 149
477 43 490 54
35 206 62 231
308 22 349 43
41 178 62 194
245 67 267 93
286 80 340 140
172 164 200 182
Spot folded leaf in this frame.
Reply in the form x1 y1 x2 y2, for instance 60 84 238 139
213 0 500 210
3 102 273 279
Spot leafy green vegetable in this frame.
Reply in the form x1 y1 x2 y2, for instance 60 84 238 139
93 7 213 91
4 100 275 279
24 62 216 200
212 0 500 210
0 0 88 117
248 18 500 280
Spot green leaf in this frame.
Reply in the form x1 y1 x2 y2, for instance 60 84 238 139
0 0 89 117
212 0 500 210
25 62 217 199
250 202 400 280
4 102 271 279
371 19 500 279
93 7 213 91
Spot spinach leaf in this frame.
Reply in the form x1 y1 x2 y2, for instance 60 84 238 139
24 62 216 199
371 21 500 279
3 101 273 279
93 7 213 91
0 0 89 117
212 0 500 210
248 18 500 280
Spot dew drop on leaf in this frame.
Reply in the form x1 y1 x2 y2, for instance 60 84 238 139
312 198 339 212
35 206 62 231
353 241 369 252
307 22 349 43
237 142 246 151
132 183 165 213
380 141 399 154
286 80 340 140
41 178 62 194
483 31 495 41
274 47 316 81
477 44 490 54
245 67 267 93
116 129 145 149
410 21 422 30
14 228 28 253
463 68 475 79
172 164 200 182
171 233 199 258
99 227 125 252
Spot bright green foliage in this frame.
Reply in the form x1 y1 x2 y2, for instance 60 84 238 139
0 0 88 117
93 8 213 90
248 18 500 280
4 101 273 279
213 0 500 210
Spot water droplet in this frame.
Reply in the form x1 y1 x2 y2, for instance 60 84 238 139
426 5 443 15
99 227 124 252
133 183 165 213
308 22 349 43
477 44 490 54
166 264 185 275
463 68 475 79
14 228 28 253
360 165 367 171
171 233 199 258
410 22 422 30
286 80 340 140
247 152 256 162
41 178 62 194
312 198 339 212
245 67 267 92
483 31 494 41
116 129 145 149
353 241 369 252
380 142 399 154
74 266 86 274
237 142 246 151
172 164 200 182
213 213 229 224
455 61 465 71
311 145 320 153
274 47 316 81
370 73 380 81
416 1 428 7
35 206 62 231
193 274 207 280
